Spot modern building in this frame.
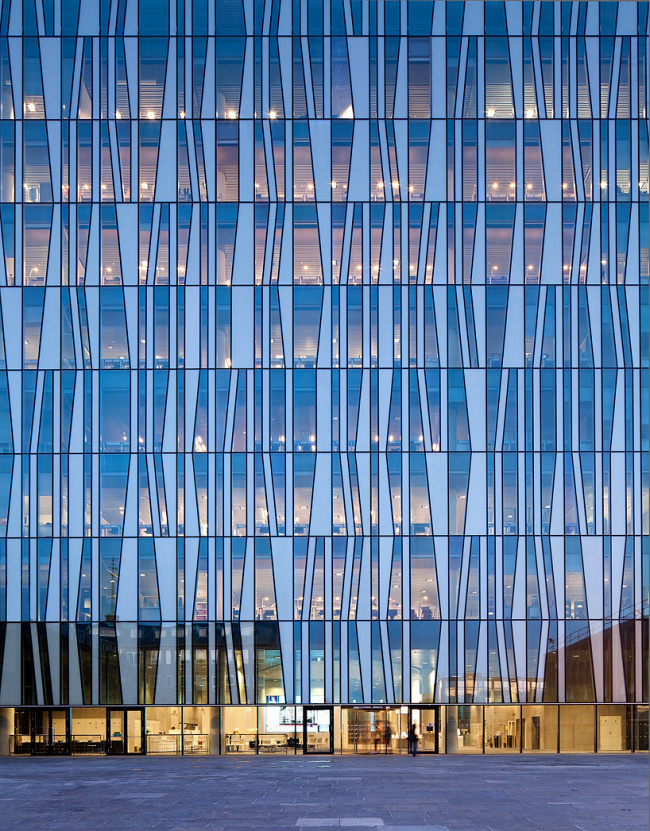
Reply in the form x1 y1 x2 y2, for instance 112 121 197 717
0 0 647 757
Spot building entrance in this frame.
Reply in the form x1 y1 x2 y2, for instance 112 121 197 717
107 709 145 755
409 707 440 753
342 707 404 753
303 707 333 754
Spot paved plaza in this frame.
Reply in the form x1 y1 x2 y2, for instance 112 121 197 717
0 754 647 831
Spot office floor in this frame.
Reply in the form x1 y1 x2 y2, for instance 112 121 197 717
0 753 646 831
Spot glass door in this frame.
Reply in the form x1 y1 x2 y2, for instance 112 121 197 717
410 707 439 753
342 708 404 754
13 710 32 755
34 710 69 755
108 710 125 754
303 707 333 754
16 710 70 755
108 709 145 755
127 710 143 754
50 710 70 754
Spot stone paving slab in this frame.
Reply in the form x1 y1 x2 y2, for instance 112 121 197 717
0 754 646 831
382 827 449 831
295 823 386 829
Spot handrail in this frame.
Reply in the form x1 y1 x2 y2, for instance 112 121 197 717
147 734 182 754
71 735 105 753
558 601 648 649
182 733 209 753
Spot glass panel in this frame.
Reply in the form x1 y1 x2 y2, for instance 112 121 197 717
411 621 441 702
393 707 410 754
522 705 558 752
304 708 332 753
559 705 595 752
71 708 106 754
342 708 382 753
383 708 401 754
446 705 483 753
293 706 305 753
109 711 125 754
13 710 31 755
484 706 520 752
146 707 182 755
309 622 325 701
127 711 142 754
50 712 68 754
33 710 52 754
368 711 391 753
222 706 257 754
258 706 298 754
597 705 633 752
634 705 649 752
182 706 214 754
411 708 438 752
341 707 358 753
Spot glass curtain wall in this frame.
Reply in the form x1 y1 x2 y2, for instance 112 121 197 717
0 1 646 750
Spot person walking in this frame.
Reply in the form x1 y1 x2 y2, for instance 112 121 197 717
408 722 419 756
383 721 393 753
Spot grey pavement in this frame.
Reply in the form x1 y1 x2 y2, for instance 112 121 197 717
0 754 646 831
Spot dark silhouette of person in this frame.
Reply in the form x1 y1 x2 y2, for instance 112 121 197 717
408 723 419 756
383 721 392 751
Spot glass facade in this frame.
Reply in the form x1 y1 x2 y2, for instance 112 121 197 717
0 0 647 755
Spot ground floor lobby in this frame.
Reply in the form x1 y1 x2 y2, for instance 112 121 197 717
1 703 647 756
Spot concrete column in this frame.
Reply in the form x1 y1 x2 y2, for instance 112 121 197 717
0 709 13 756
209 712 220 755
446 711 458 754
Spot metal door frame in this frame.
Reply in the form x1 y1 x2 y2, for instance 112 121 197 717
106 708 146 755
303 706 334 754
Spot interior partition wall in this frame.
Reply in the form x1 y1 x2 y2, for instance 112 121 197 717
0 0 648 756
